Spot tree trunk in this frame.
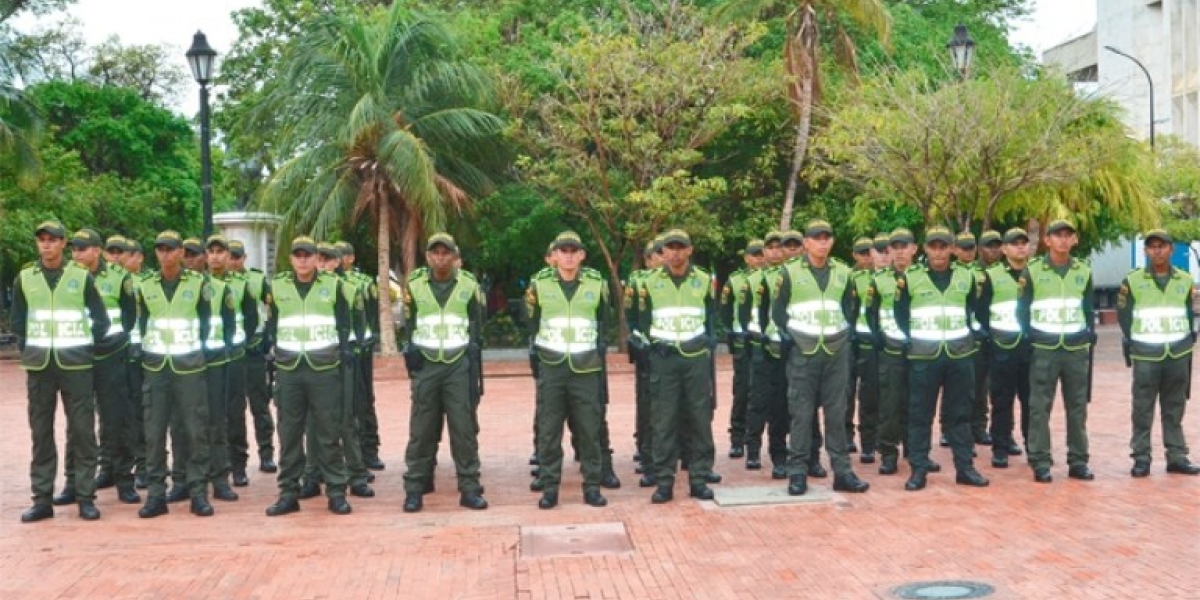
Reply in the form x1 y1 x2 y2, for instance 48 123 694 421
376 198 399 357
780 6 818 231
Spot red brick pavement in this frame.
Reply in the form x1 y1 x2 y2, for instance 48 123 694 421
1 325 1197 599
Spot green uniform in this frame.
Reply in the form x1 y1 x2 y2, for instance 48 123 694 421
979 261 1031 459
624 268 654 466
1017 256 1094 472
216 270 258 476
1117 267 1195 465
895 264 979 473
848 266 879 454
197 275 236 488
744 266 789 469
772 257 858 477
867 266 910 464
138 269 212 500
721 267 751 451
966 261 991 440
13 260 111 507
268 270 352 500
346 268 381 463
639 264 718 489
241 268 276 466
527 267 608 494
401 267 484 494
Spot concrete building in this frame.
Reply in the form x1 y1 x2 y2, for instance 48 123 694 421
1044 0 1200 148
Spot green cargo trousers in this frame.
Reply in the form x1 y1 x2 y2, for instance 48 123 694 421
876 351 909 461
276 364 348 499
28 364 97 505
243 350 276 463
145 368 209 499
1130 355 1191 464
534 361 603 493
402 357 482 494
649 349 715 489
1027 347 1090 470
62 348 134 490
785 346 853 477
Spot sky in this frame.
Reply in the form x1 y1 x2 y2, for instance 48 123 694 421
16 0 1097 116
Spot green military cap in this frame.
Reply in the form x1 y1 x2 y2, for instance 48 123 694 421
979 230 1002 246
317 242 342 258
955 231 976 249
1003 228 1029 244
126 239 143 253
290 235 318 254
925 226 954 245
643 240 658 257
764 230 784 244
182 237 204 253
873 233 890 251
804 219 833 237
853 237 873 253
1045 218 1075 235
1144 228 1173 244
552 230 585 251
889 228 915 245
746 239 765 254
334 241 354 255
228 239 245 258
69 228 103 248
781 229 804 244
661 229 692 247
426 232 459 253
154 230 183 249
105 234 128 251
206 234 229 250
35 220 67 238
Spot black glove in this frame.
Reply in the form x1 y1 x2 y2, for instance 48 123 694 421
1121 337 1132 368
402 344 424 374
528 345 540 379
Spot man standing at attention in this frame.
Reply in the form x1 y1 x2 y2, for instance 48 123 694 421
400 233 489 513
1017 219 1096 483
15 220 110 523
1117 229 1200 477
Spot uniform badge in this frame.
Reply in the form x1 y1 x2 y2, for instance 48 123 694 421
122 278 133 295
225 293 236 310
184 289 196 302
319 287 331 300
68 279 80 293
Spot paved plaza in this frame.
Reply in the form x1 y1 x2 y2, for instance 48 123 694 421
1 325 1197 599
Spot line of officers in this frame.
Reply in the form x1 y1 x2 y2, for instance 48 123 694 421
719 219 1198 495
17 221 385 523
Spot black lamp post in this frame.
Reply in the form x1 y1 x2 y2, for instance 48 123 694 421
186 31 218 238
1104 45 1155 151
947 23 976 80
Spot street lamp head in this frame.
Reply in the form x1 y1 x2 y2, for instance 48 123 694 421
186 30 218 85
946 23 975 78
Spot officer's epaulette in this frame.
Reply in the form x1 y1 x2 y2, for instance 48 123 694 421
273 270 295 281
20 260 36 272
407 267 429 282
533 267 556 280
829 257 848 268
459 269 479 282
691 264 711 278
248 267 264 273
581 267 605 282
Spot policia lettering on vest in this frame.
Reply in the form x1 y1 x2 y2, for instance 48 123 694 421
15 220 112 523
400 233 489 514
1117 229 1200 477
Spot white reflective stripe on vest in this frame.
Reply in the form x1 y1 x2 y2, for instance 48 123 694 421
143 317 202 355
536 316 598 354
1029 298 1086 334
989 300 1020 332
650 306 706 342
205 316 226 350
879 309 905 341
232 313 246 345
1131 305 1191 344
103 308 123 337
276 340 339 352
785 299 849 337
907 306 970 341
412 313 470 350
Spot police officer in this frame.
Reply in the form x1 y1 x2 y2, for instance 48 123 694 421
896 226 989 491
208 235 259 487
335 241 384 471
264 236 355 516
15 220 111 523
228 240 278 474
978 228 1032 467
744 231 790 478
526 231 610 509
1117 229 1200 477
122 238 149 489
953 231 992 446
400 233 488 513
136 230 214 518
640 229 719 503
1017 218 1096 483
848 237 878 464
626 240 662 478
721 239 764 459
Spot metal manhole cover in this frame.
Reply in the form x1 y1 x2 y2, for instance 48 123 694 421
892 581 994 599
520 522 633 559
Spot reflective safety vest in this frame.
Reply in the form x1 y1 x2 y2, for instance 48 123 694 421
140 272 207 374
349 270 377 342
986 263 1024 349
128 271 147 346
273 272 341 372
407 269 476 363
852 268 874 348
92 261 129 359
744 268 769 339
645 266 711 357
204 275 232 364
19 263 94 370
1027 258 1091 350
904 266 976 360
781 260 852 356
760 267 787 358
1127 267 1195 360
874 268 907 355
722 268 748 341
533 270 605 373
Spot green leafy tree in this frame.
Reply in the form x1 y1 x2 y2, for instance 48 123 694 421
1153 136 1200 259
251 3 504 355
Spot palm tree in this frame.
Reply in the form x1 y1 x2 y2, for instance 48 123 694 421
253 3 503 355
716 0 891 229
0 12 42 185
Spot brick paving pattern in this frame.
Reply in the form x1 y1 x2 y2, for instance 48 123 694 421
1 326 1196 599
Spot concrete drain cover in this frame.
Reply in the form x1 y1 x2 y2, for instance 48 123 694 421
520 522 633 559
892 581 994 599
711 484 833 507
